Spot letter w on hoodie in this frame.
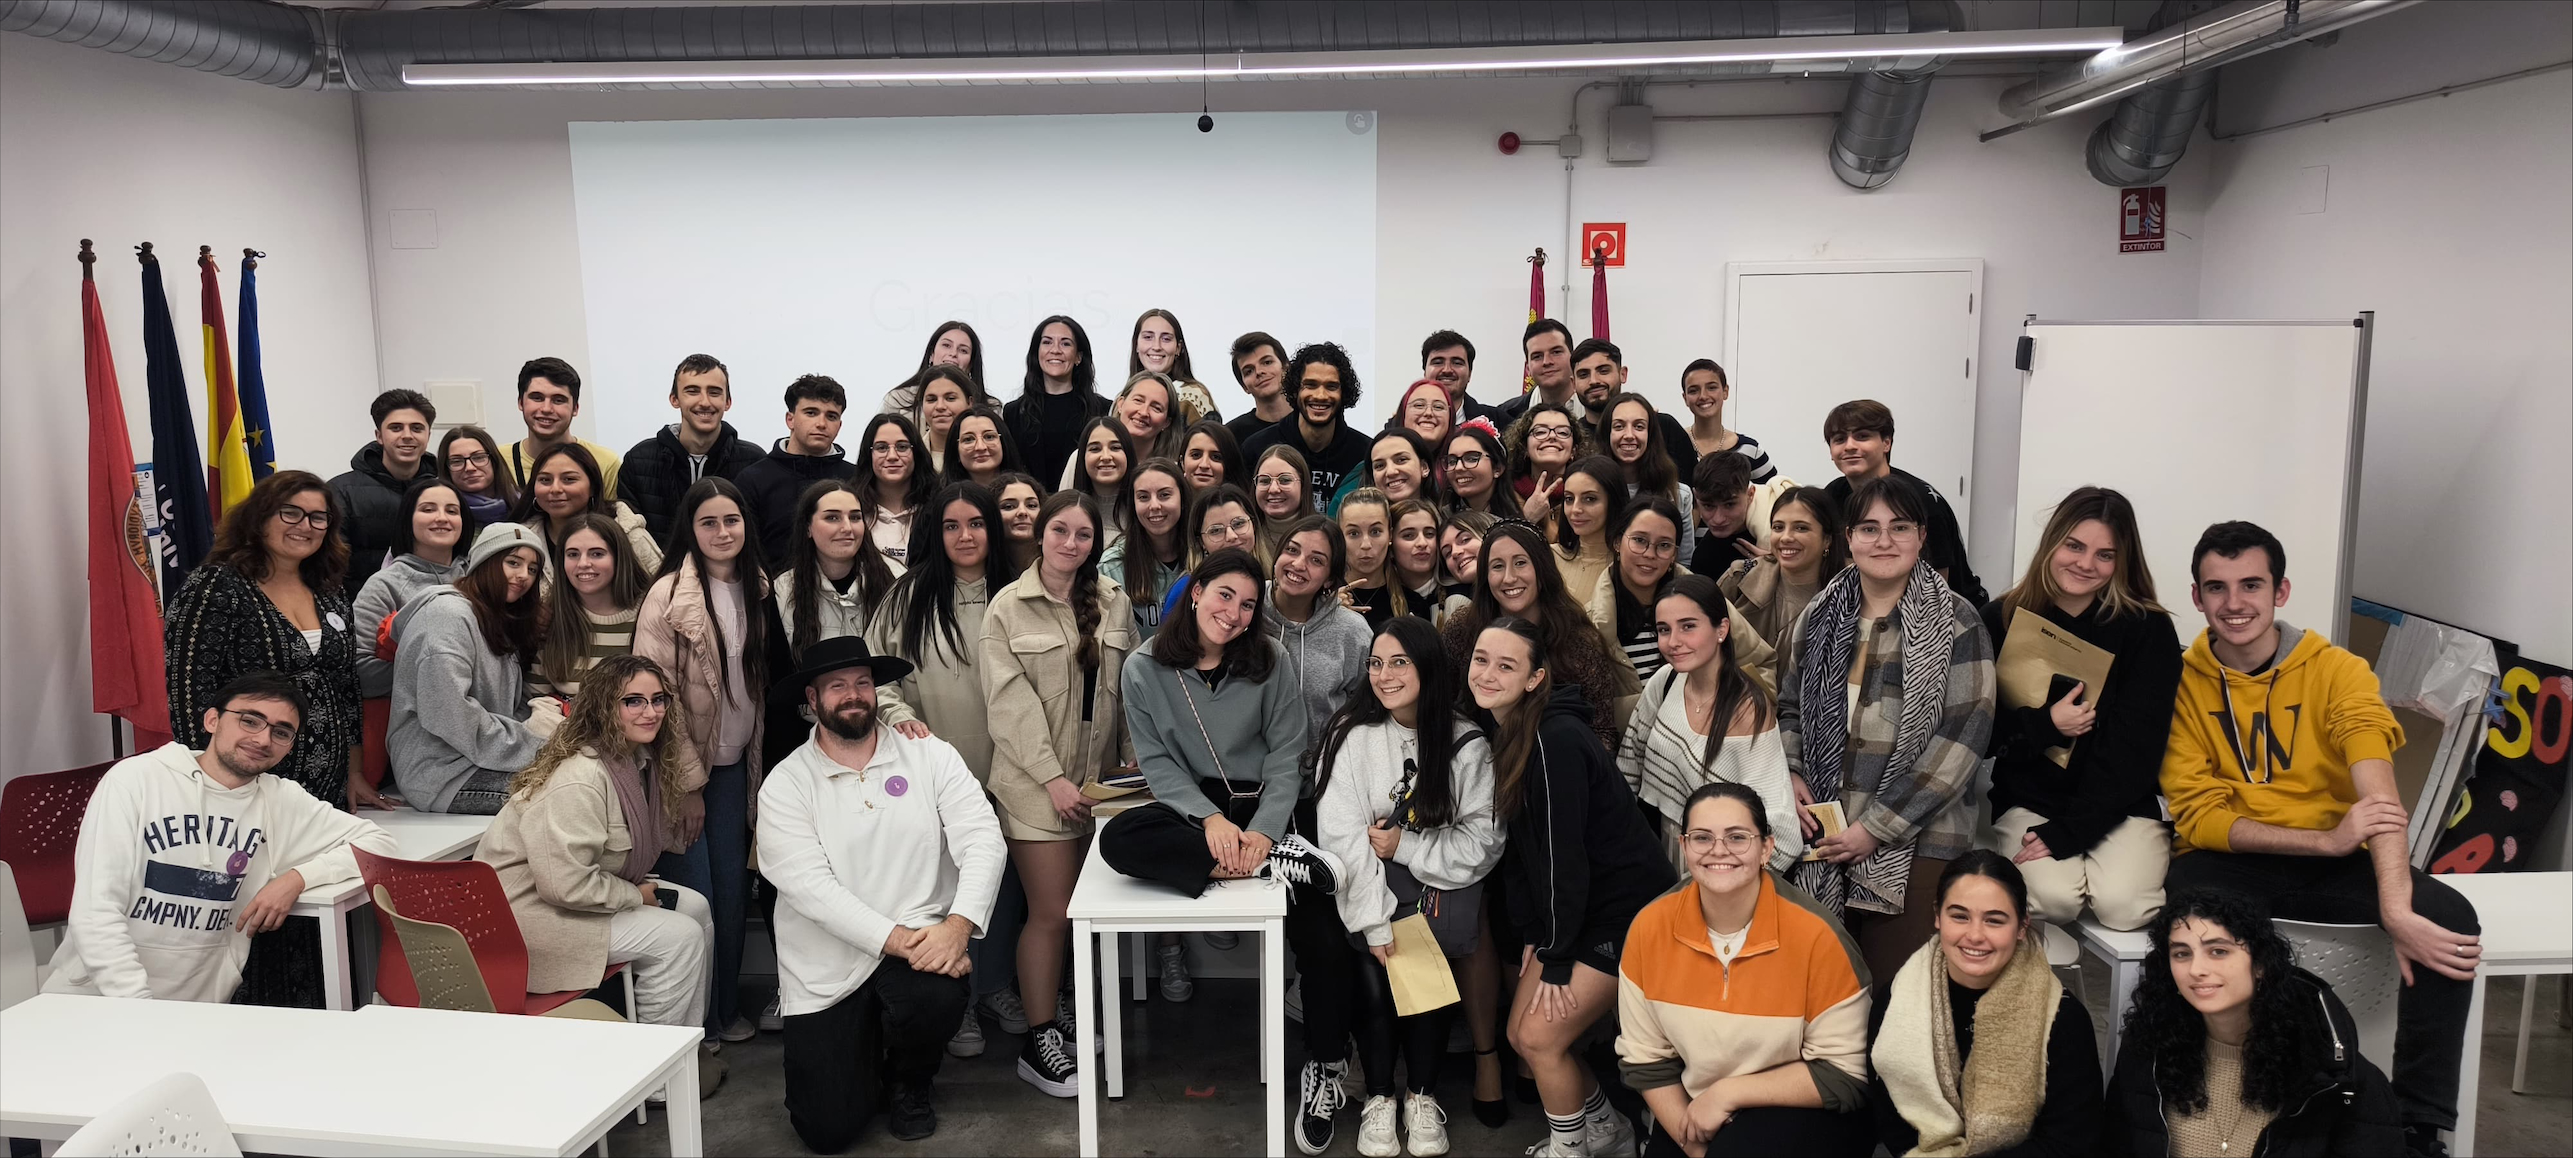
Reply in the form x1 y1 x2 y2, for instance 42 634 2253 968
46 743 398 1003
2158 622 2404 854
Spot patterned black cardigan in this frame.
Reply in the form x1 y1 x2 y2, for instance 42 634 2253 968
162 563 363 806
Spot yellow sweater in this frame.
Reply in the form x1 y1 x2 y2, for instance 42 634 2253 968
2159 625 2403 854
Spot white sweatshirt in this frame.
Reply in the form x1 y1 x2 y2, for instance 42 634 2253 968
1314 716 1504 948
756 729 1006 1015
46 743 397 1003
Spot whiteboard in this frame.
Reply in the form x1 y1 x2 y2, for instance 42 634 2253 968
1723 260 1983 535
2013 318 2371 644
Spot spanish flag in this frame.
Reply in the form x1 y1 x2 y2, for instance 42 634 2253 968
198 247 252 516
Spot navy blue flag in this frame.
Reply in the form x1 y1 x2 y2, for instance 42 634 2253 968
140 245 210 593
236 252 276 480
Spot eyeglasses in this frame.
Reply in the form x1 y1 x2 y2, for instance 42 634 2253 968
1624 534 1678 558
1528 426 1574 444
1256 474 1299 489
1852 520 1922 543
871 441 915 456
619 693 674 711
1364 655 1415 672
219 709 300 745
1442 451 1489 469
448 452 492 469
1201 517 1253 541
1680 829 1761 855
274 506 331 529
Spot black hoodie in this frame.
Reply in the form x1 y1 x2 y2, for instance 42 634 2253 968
733 438 858 570
1503 684 1677 984
328 442 438 598
617 421 763 545
2102 967 2403 1158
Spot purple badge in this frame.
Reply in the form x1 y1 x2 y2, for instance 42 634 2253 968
884 775 909 798
226 850 250 876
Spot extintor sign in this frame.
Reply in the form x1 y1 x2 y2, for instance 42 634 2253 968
2120 186 2166 253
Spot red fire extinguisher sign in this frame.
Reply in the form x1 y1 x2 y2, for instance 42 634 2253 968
2120 186 2167 253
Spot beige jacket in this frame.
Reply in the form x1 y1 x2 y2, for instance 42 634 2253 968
476 751 657 995
1583 563 1777 729
978 570 1139 841
636 556 769 809
868 576 995 781
524 501 663 592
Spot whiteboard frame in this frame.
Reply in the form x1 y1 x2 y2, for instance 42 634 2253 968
2013 313 2373 644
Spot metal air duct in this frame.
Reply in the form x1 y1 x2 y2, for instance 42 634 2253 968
1994 0 2416 135
1827 0 1963 190
0 0 319 88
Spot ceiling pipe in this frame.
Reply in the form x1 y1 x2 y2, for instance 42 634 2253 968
0 0 320 88
1828 0 1963 191
1991 0 2417 134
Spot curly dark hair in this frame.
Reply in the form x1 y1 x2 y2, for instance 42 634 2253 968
2122 887 2313 1115
204 470 350 593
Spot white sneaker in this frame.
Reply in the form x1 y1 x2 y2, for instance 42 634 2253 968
980 988 1030 1035
947 1004 986 1058
1523 1138 1586 1157
1204 930 1241 951
1016 1025 1078 1098
1584 1109 1637 1158
1356 1094 1401 1157
1158 943 1195 1002
1404 1091 1450 1157
758 995 784 1033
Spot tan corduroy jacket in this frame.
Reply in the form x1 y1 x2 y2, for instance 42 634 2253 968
477 750 661 995
1584 562 1777 731
978 570 1138 841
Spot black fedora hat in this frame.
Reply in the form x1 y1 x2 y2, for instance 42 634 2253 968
779 635 914 698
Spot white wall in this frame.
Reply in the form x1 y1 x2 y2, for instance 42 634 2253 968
0 35 380 776
2199 1 2573 665
357 72 2207 588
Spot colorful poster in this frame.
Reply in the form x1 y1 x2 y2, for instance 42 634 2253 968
2430 647 2571 874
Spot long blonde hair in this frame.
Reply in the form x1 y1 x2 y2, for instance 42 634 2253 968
2004 485 2164 621
510 654 691 826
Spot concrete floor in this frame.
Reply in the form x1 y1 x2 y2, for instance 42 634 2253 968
595 966 2572 1157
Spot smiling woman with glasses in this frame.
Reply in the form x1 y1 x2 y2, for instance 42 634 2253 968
1616 781 1876 1157
162 470 365 1007
1439 423 1508 516
1779 473 1995 1000
856 413 935 570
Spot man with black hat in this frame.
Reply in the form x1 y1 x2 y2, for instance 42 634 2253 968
757 636 1006 1149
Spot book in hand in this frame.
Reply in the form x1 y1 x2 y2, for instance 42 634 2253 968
1082 764 1150 801
1995 605 2117 768
1800 800 1848 862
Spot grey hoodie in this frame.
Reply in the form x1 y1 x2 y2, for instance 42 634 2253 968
386 587 540 812
352 552 461 697
1261 590 1374 767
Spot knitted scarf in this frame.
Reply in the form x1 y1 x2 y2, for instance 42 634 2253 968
1873 936 2060 1157
1787 560 1955 916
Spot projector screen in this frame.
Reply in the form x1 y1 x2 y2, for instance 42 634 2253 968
568 112 1379 453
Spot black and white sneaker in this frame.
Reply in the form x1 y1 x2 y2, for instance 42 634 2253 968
1016 1025 1079 1098
1294 1057 1351 1155
1264 834 1344 895
1057 987 1102 1055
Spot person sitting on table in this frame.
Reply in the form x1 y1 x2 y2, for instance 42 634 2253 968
49 673 397 1003
1616 782 1871 1158
475 655 716 1071
2102 888 2402 1158
1868 851 2103 1156
2157 521 2478 1155
386 521 559 814
760 635 1006 1150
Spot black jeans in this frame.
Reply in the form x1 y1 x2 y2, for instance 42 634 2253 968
2164 849 2480 1130
1098 780 1268 897
781 958 969 1154
1641 1107 1874 1157
1352 952 1452 1095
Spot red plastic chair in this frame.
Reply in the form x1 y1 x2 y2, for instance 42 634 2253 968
1 763 114 927
353 847 627 1016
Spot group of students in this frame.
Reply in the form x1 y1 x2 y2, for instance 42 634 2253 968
49 308 2480 1158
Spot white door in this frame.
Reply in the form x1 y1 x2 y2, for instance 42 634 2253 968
1723 261 1983 536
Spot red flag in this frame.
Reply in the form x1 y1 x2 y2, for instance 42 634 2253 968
1590 241 1611 341
200 247 252 516
84 244 173 741
1524 248 1546 397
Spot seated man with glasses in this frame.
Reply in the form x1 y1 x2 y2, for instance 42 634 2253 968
47 673 398 1003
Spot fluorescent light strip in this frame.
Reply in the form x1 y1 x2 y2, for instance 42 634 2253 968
402 27 2128 87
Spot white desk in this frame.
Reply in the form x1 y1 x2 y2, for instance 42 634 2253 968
295 807 493 1010
2069 917 2152 1065
0 993 700 1156
1066 835 1288 1158
2441 870 2571 1158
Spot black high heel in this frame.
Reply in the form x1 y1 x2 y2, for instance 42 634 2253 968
1472 1048 1510 1128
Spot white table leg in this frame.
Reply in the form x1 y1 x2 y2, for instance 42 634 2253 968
2102 957 2140 1067
1265 917 1286 1157
2513 973 2539 1094
2458 973 2487 1157
661 1052 703 1157
319 907 352 1012
1076 918 1101 1158
1131 931 1148 1001
1103 925 1126 1098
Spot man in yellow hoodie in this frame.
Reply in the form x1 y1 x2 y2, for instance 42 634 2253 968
2159 521 2479 1157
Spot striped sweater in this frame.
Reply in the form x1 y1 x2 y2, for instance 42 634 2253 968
1616 667 1803 872
1617 871 1873 1110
